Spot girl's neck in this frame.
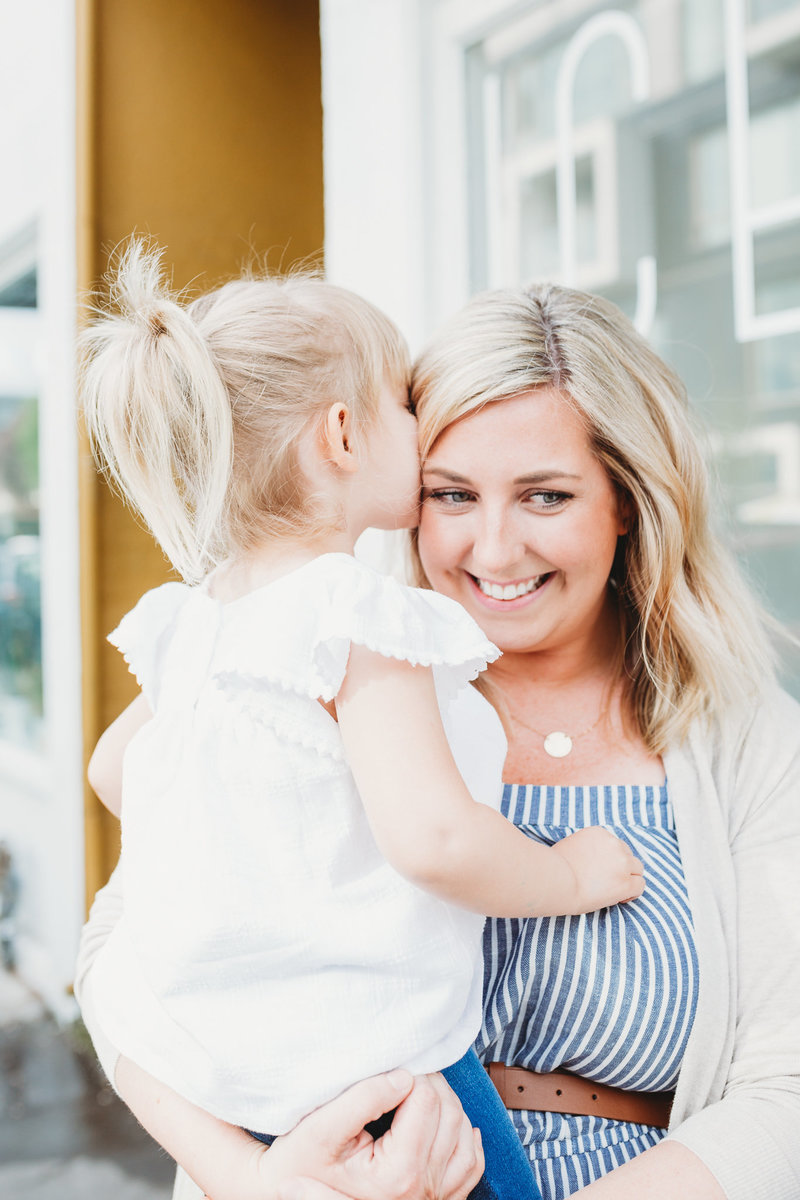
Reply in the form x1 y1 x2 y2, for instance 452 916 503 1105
209 532 355 603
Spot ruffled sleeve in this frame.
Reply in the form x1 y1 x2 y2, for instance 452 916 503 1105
212 554 500 704
107 582 193 708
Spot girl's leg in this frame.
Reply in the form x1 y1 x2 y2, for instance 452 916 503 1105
441 1049 541 1200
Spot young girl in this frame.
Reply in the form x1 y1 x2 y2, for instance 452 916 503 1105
81 241 643 1200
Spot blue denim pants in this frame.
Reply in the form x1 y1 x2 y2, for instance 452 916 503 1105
249 1049 540 1200
441 1048 541 1200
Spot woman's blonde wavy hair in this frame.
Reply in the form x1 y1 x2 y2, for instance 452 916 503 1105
81 239 410 583
409 283 778 752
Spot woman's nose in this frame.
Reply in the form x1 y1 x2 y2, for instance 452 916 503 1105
471 511 527 577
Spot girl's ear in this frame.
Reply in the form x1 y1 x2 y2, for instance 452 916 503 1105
322 402 358 473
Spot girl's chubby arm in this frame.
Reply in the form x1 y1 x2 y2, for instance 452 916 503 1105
87 693 152 816
336 646 644 918
114 1058 483 1200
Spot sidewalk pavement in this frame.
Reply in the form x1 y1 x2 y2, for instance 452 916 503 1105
0 969 174 1199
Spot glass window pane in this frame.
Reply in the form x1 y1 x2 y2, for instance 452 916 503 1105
750 97 800 208
0 305 42 750
683 0 726 83
470 0 800 695
689 126 730 249
748 0 798 19
502 43 561 148
520 157 595 282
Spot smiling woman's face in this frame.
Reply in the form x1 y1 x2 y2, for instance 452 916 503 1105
418 388 628 659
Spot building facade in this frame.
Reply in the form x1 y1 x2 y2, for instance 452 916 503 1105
1 0 799 1014
323 0 800 679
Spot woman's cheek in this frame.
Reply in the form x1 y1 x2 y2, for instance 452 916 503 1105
418 510 450 580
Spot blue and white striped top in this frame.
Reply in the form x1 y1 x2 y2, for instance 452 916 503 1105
476 782 699 1200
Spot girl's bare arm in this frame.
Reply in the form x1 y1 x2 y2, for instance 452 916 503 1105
87 693 152 816
337 646 643 918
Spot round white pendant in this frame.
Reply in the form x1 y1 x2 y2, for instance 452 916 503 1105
543 731 573 758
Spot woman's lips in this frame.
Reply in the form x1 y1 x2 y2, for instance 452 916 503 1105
465 571 553 609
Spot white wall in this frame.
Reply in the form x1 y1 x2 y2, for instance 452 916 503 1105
320 0 433 353
320 0 526 352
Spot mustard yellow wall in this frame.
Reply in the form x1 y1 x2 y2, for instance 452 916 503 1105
76 0 324 905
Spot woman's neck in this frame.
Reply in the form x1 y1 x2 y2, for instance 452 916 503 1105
490 600 622 692
486 603 664 786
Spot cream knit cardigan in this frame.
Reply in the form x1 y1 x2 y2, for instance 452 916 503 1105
75 685 800 1199
661 685 800 1198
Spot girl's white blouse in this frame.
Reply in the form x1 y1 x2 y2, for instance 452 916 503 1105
90 553 505 1135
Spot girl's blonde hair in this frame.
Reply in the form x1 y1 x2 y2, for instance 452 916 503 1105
81 240 410 582
410 283 778 751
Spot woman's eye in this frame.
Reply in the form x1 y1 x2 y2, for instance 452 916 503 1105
526 490 570 509
422 488 474 506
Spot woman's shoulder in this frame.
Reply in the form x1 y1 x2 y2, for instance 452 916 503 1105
712 682 800 751
669 682 800 831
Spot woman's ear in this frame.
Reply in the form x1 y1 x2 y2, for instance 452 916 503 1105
322 402 358 473
616 489 634 536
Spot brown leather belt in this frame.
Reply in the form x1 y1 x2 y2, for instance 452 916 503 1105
486 1063 673 1128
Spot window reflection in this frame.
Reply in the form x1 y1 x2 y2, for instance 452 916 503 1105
469 0 800 691
0 301 42 750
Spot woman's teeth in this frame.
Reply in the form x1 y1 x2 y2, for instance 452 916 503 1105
475 575 546 600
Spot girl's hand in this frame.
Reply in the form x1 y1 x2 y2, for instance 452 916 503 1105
265 1070 483 1200
551 827 644 913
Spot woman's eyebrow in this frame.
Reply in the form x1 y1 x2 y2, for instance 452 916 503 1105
421 467 471 483
423 466 582 484
512 471 581 485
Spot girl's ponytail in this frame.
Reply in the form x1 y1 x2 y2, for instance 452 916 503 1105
81 240 233 582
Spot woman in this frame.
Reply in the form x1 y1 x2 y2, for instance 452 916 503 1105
408 283 800 1198
76 282 800 1198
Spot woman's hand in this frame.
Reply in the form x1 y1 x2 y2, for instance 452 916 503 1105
115 1053 481 1200
266 1070 484 1200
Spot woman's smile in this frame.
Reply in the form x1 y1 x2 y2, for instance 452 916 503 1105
467 570 554 607
418 387 628 657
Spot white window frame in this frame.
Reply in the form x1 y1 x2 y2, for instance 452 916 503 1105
725 0 800 340
0 0 83 1018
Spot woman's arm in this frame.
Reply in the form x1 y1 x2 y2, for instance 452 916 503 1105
75 863 126 1084
75 842 482 1200
578 694 800 1198
336 646 643 917
115 1056 483 1200
663 698 800 1199
576 1140 724 1197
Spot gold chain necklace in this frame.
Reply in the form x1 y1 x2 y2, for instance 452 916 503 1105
509 697 611 759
